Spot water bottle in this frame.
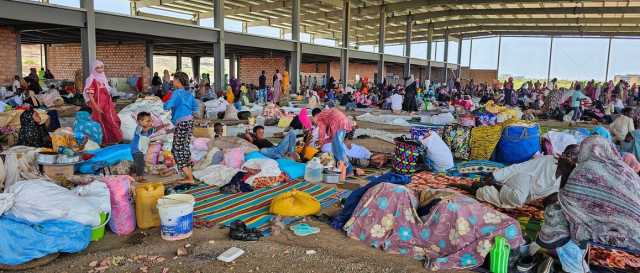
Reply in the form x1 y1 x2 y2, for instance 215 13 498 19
304 158 323 183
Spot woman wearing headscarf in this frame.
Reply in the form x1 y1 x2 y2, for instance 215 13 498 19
282 70 290 98
272 69 282 104
162 69 172 93
538 136 640 273
25 68 42 94
73 109 103 146
17 109 51 148
308 90 320 109
83 60 123 145
402 75 417 112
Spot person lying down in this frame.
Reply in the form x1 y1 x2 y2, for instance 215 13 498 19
320 131 387 169
457 144 580 209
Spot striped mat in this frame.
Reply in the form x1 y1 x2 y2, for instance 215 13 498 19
181 181 342 229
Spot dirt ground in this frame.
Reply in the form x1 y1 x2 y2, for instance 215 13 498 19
14 218 468 273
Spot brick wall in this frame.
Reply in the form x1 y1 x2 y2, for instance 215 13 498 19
462 68 498 84
238 57 286 87
0 26 17 85
47 42 146 80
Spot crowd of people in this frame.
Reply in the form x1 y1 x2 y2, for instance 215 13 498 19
4 57 640 273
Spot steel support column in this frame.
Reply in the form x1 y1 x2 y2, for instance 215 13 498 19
377 4 385 86
457 36 463 79
605 37 612 82
16 30 21 76
290 0 301 94
496 35 502 78
468 38 473 69
213 0 225 92
326 62 331 88
340 0 351 86
443 28 449 85
426 23 433 83
404 14 412 79
176 50 182 71
229 55 236 78
80 0 96 80
145 42 153 70
496 35 502 77
192 56 200 80
547 37 553 83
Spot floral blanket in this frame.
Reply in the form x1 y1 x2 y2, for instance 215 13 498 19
344 183 524 271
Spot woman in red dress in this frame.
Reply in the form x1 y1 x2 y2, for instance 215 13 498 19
83 60 123 145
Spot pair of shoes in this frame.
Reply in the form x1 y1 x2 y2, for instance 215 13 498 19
229 220 262 241
516 255 536 273
535 254 554 273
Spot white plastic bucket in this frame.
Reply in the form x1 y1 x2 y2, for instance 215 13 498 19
157 194 195 241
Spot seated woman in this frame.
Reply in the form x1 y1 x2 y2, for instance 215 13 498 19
344 183 524 271
17 109 52 148
320 131 386 169
72 108 103 151
471 145 579 209
537 136 640 273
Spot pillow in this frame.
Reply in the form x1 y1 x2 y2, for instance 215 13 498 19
245 151 268 161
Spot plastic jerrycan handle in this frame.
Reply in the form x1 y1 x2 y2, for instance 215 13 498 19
489 236 510 273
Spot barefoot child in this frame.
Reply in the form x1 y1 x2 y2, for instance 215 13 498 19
131 111 155 182
164 72 199 184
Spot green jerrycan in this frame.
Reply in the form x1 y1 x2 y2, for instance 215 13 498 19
490 236 510 273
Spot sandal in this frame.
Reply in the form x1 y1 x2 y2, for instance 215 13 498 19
228 220 263 241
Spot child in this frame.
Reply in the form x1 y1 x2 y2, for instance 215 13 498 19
214 122 224 138
131 112 156 182
164 72 199 185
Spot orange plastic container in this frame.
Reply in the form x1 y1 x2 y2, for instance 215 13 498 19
135 182 165 229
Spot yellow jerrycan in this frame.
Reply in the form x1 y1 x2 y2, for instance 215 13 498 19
135 182 165 229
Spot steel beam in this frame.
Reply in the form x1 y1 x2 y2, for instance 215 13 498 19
340 0 351 86
291 0 301 94
213 0 225 92
468 38 473 71
404 15 412 79
81 0 96 80
377 4 385 86
0 0 84 28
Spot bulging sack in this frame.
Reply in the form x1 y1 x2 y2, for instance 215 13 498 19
495 124 541 164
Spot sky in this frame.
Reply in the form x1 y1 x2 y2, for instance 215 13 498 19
39 0 640 81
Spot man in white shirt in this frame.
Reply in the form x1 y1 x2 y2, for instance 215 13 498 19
419 131 454 172
610 107 636 143
390 92 403 113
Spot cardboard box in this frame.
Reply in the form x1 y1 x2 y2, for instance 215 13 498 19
42 164 74 183
193 127 215 139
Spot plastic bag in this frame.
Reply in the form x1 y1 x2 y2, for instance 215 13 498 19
242 158 281 186
0 215 91 266
102 175 136 235
7 180 100 226
224 147 245 169
0 193 14 215
72 181 111 214
193 164 239 186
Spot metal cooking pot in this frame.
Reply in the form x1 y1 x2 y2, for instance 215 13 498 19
37 152 58 165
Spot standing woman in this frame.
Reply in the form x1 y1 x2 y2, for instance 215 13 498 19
282 70 290 98
402 75 417 112
273 69 282 104
162 69 172 94
83 60 123 145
